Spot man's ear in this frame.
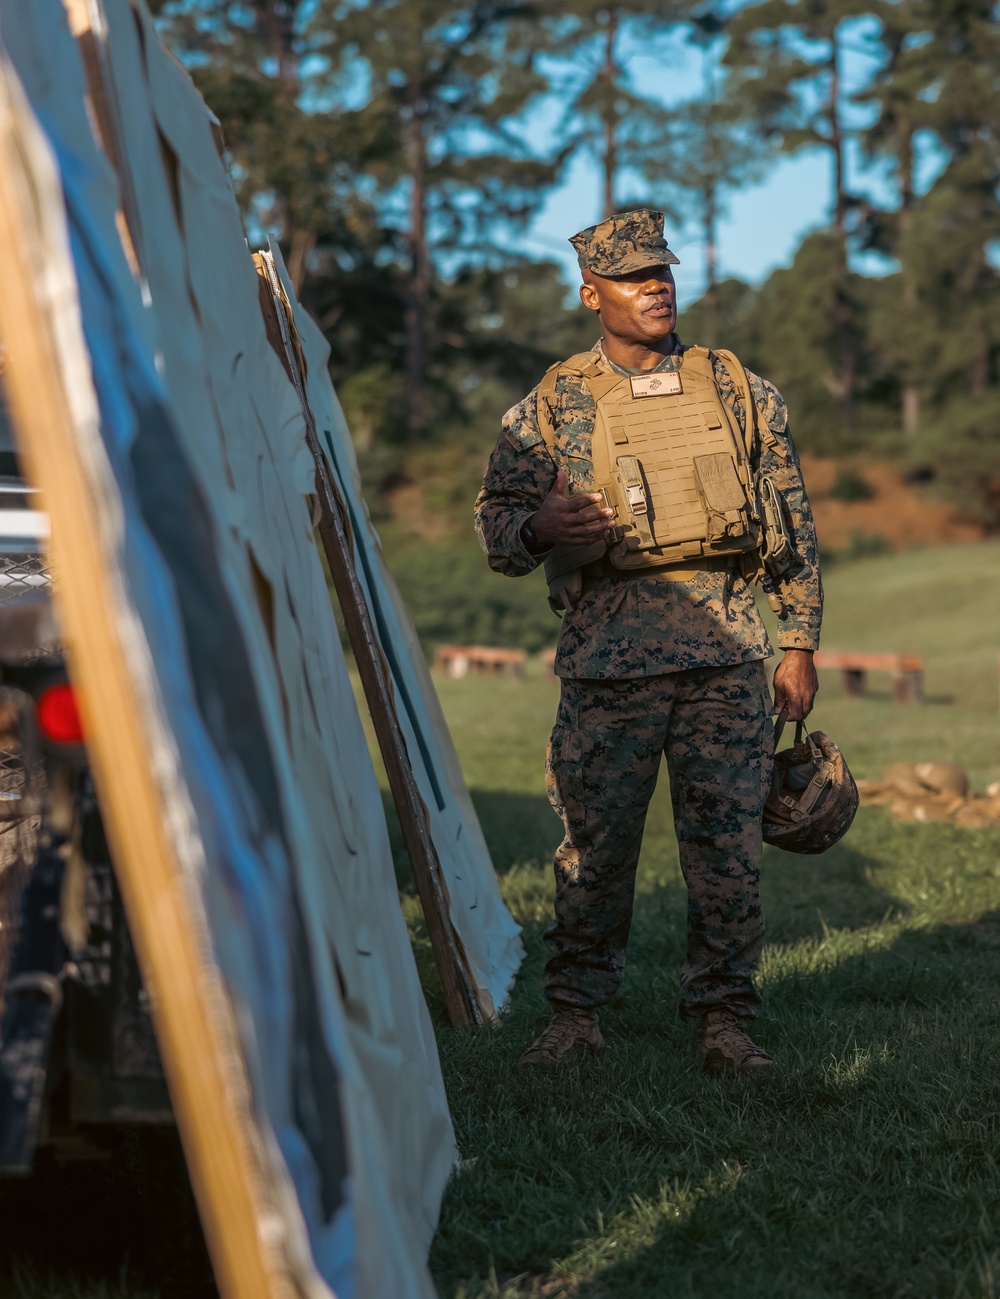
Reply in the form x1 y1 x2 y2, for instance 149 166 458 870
579 282 600 313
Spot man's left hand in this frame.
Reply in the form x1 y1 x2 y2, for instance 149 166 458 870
773 649 818 721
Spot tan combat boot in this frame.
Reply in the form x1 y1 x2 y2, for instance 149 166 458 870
516 1008 605 1071
696 1009 777 1077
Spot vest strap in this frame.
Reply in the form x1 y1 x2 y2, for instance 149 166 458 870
581 553 736 583
615 454 655 549
535 351 604 450
713 348 783 458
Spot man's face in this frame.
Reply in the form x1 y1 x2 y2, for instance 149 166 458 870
579 265 677 345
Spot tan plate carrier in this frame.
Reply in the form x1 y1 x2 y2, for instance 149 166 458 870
536 346 791 612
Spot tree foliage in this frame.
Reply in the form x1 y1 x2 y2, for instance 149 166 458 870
153 0 1000 549
312 0 553 436
533 2 689 218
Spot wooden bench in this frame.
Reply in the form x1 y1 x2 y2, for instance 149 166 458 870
813 650 924 703
433 644 526 680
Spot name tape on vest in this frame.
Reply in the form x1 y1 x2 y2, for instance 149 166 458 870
629 371 682 399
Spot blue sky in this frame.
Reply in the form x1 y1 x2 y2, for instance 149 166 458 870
514 14 898 309
523 147 836 310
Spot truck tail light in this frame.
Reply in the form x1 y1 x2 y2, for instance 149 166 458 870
36 683 84 745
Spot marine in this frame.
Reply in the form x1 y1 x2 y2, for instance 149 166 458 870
474 208 822 1074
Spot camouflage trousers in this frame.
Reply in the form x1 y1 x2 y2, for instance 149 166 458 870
543 659 773 1019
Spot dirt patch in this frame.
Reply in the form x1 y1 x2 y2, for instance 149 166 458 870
801 457 984 552
384 454 985 553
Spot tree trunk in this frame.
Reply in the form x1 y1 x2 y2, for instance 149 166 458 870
828 28 855 429
600 10 620 219
255 0 297 84
405 70 429 440
901 383 919 433
898 122 919 434
969 350 989 394
830 42 846 242
703 177 718 346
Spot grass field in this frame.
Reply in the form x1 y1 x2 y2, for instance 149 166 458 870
408 542 1000 1298
2 541 999 1297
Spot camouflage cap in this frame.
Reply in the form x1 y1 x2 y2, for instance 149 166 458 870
569 208 680 277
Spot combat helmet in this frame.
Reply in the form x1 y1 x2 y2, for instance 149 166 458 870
763 710 859 854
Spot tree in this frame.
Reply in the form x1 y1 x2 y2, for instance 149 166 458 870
724 0 873 426
859 0 1000 433
853 0 927 432
153 0 412 402
313 0 552 438
899 0 1000 407
538 2 689 222
154 1 349 290
637 12 767 345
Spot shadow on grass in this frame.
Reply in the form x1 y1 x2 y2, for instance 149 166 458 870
387 783 905 944
559 909 1000 1299
433 891 1000 1299
470 791 563 877
761 839 909 944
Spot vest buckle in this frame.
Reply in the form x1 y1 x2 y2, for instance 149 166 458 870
626 482 647 513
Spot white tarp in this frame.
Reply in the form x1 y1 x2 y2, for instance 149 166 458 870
0 0 526 1292
269 240 525 1019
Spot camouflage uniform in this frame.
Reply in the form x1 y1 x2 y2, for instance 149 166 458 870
474 210 822 1021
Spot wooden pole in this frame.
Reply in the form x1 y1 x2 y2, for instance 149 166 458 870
0 77 291 1299
313 452 482 1028
254 254 483 1029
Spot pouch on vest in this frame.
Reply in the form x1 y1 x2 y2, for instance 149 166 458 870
759 474 792 575
543 538 607 614
693 453 750 542
613 455 656 550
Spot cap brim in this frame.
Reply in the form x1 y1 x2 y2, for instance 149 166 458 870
602 249 681 277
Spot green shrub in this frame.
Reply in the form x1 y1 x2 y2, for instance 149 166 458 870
822 530 891 566
829 469 873 502
911 393 1000 528
383 537 559 653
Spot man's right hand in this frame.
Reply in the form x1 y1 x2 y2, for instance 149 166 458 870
529 469 616 547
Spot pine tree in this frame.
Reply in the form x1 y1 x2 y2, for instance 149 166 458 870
859 0 1000 436
854 0 927 432
153 1 351 291
153 0 412 410
638 13 767 346
313 0 551 439
723 0 872 426
538 2 688 222
901 0 1000 401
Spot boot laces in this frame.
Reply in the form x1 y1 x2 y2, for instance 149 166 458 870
705 1011 770 1061
521 1009 600 1064
537 1010 595 1050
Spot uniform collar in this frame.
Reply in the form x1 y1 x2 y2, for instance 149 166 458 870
597 334 685 377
